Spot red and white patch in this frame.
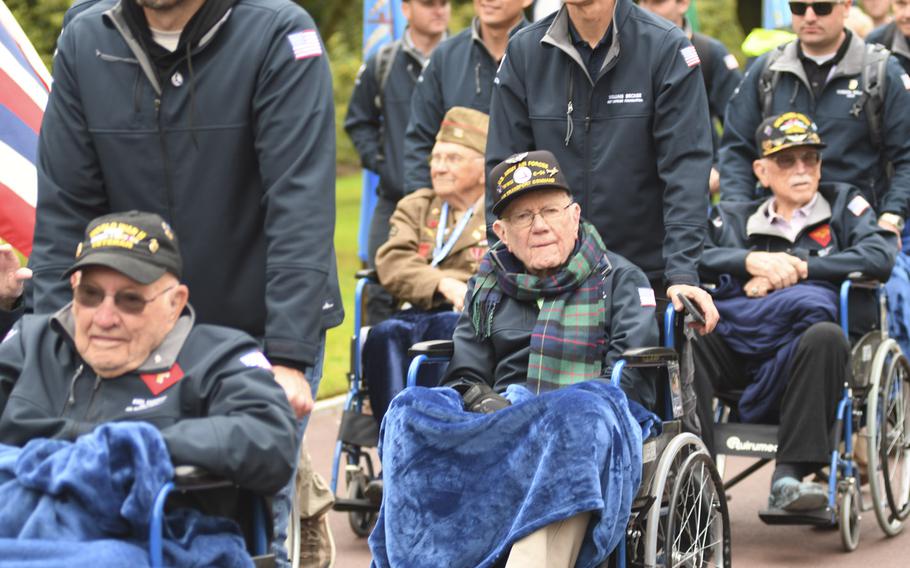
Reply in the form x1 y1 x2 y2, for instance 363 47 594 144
638 287 657 307
140 363 184 396
287 30 322 60
680 46 700 67
901 73 910 91
847 195 871 217
809 224 832 247
724 53 739 70
418 242 432 258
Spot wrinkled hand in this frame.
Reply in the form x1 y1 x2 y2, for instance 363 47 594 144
743 276 773 298
708 167 721 196
744 251 807 289
878 218 903 251
273 365 314 419
666 284 719 335
0 244 31 310
437 277 468 311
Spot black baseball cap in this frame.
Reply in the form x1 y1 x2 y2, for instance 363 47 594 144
489 150 572 217
62 211 182 284
755 111 826 157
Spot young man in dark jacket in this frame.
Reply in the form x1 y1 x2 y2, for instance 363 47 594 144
867 0 910 73
344 0 451 323
0 211 297 496
485 0 719 333
695 113 897 513
402 0 531 195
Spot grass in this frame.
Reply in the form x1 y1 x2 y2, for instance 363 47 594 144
319 172 365 399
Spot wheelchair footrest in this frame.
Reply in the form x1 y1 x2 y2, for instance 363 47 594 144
252 555 275 568
758 506 835 526
333 497 380 513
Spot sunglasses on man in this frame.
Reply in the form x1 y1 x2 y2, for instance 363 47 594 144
74 283 175 315
789 1 845 16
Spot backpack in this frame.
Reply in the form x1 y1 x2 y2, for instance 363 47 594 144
757 41 890 151
373 40 402 111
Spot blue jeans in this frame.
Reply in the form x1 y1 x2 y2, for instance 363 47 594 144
271 331 326 566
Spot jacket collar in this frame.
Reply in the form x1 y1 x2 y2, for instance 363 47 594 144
891 27 910 61
470 16 527 60
541 0 627 85
773 30 865 87
402 26 446 67
52 303 196 374
746 191 832 242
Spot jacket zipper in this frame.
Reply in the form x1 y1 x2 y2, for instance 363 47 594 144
82 374 103 424
155 98 177 222
62 363 85 415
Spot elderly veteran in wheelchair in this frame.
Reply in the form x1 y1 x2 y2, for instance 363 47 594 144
697 112 898 512
369 150 661 568
0 211 296 565
366 106 490 426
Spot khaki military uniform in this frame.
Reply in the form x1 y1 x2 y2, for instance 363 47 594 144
376 189 487 310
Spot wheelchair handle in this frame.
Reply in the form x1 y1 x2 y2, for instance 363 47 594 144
355 268 378 282
408 340 455 359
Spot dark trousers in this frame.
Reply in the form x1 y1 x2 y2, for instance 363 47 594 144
693 322 849 465
366 193 401 324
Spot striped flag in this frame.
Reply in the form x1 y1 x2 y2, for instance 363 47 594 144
0 0 51 258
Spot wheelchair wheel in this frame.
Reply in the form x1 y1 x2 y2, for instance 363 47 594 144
880 353 910 522
347 474 378 538
666 451 731 567
839 478 861 552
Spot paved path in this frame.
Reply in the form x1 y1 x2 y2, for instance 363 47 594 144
306 399 910 567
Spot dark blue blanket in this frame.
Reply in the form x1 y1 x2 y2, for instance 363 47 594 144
368 380 650 568
0 422 251 568
886 251 910 358
712 277 838 423
364 309 460 424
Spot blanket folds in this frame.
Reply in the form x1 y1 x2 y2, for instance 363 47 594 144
0 422 251 568
368 380 647 568
711 276 838 423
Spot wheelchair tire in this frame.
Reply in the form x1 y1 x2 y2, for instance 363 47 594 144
880 353 910 523
347 475 378 538
839 479 861 552
666 451 731 568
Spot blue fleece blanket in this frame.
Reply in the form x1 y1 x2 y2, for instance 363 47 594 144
369 380 655 568
0 422 251 568
712 276 838 423
886 251 910 358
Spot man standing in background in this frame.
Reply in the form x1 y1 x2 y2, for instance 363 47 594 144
345 0 451 324
402 0 531 196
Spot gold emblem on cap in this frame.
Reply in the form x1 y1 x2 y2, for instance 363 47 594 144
848 79 859 91
161 222 175 241
75 242 83 258
505 152 528 164
149 239 159 254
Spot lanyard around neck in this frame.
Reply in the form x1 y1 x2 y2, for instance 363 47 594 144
431 202 474 267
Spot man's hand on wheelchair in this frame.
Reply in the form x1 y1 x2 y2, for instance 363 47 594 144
666 284 719 335
460 383 511 414
0 244 31 311
745 251 807 290
273 365 314 419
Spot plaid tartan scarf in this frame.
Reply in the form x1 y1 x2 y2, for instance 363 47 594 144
470 221 611 393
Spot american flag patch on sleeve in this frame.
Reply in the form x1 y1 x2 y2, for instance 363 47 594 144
901 73 910 91
287 30 322 60
680 45 700 67
638 288 657 307
724 53 739 70
847 195 870 217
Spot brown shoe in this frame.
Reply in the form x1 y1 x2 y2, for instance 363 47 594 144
299 512 335 568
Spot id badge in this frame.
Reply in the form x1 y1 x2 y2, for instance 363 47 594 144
667 360 684 419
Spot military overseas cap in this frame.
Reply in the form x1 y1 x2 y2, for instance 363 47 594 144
435 106 490 155
63 210 182 284
755 111 826 157
490 150 572 217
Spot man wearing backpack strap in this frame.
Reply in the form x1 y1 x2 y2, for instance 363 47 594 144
639 0 742 195
867 0 910 73
344 0 451 323
720 0 910 239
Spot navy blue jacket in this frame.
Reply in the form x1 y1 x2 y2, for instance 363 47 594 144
689 28 742 161
486 2 713 287
719 33 910 219
867 22 910 75
403 18 525 194
32 0 343 367
345 36 427 200
702 182 897 283
0 306 297 495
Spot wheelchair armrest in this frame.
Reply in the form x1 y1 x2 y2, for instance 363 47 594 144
620 347 678 367
408 340 455 359
355 268 378 282
845 273 881 290
172 465 235 491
